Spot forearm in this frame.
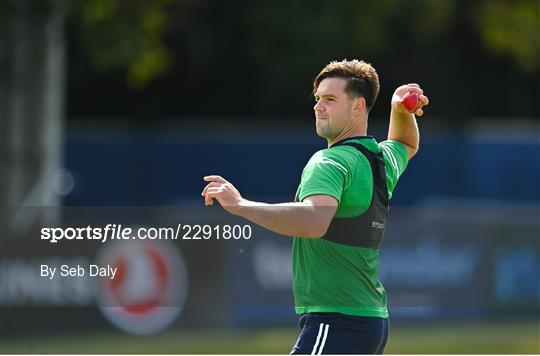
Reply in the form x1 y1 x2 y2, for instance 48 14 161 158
388 109 420 159
235 200 329 238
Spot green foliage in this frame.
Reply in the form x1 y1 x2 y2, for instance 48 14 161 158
474 0 540 72
68 0 195 89
66 0 539 91
408 0 456 42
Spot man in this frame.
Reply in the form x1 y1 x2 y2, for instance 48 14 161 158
201 59 429 354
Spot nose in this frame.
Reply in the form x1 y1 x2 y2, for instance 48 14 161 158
314 100 324 113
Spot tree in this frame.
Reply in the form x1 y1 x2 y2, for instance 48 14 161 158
0 0 65 234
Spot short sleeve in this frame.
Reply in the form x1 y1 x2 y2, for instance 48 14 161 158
378 140 409 198
298 149 350 204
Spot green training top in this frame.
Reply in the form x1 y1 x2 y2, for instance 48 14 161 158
292 136 409 318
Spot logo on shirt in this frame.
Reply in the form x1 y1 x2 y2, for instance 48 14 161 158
372 221 385 230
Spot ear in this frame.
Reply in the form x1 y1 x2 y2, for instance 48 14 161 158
354 97 366 113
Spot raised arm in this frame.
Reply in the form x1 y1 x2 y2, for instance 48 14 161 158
201 175 337 238
388 83 429 160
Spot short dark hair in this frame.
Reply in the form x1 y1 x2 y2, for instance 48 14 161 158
313 59 380 110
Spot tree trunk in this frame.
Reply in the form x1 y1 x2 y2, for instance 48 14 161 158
0 0 65 235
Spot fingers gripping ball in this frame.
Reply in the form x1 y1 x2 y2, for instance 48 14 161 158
401 92 419 112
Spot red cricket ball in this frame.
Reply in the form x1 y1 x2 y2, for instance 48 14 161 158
401 92 419 112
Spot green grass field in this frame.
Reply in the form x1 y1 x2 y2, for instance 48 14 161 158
1 319 538 354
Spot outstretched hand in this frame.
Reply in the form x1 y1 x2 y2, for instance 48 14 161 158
391 83 429 116
201 175 244 215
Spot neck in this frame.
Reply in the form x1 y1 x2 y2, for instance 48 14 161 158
327 116 368 147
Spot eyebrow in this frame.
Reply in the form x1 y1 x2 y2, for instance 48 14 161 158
314 94 338 99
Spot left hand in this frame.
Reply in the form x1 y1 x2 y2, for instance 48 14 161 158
391 83 430 116
201 175 244 215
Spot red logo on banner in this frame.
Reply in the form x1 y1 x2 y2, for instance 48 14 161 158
96 239 188 334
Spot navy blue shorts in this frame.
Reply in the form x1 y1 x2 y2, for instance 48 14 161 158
290 313 389 354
